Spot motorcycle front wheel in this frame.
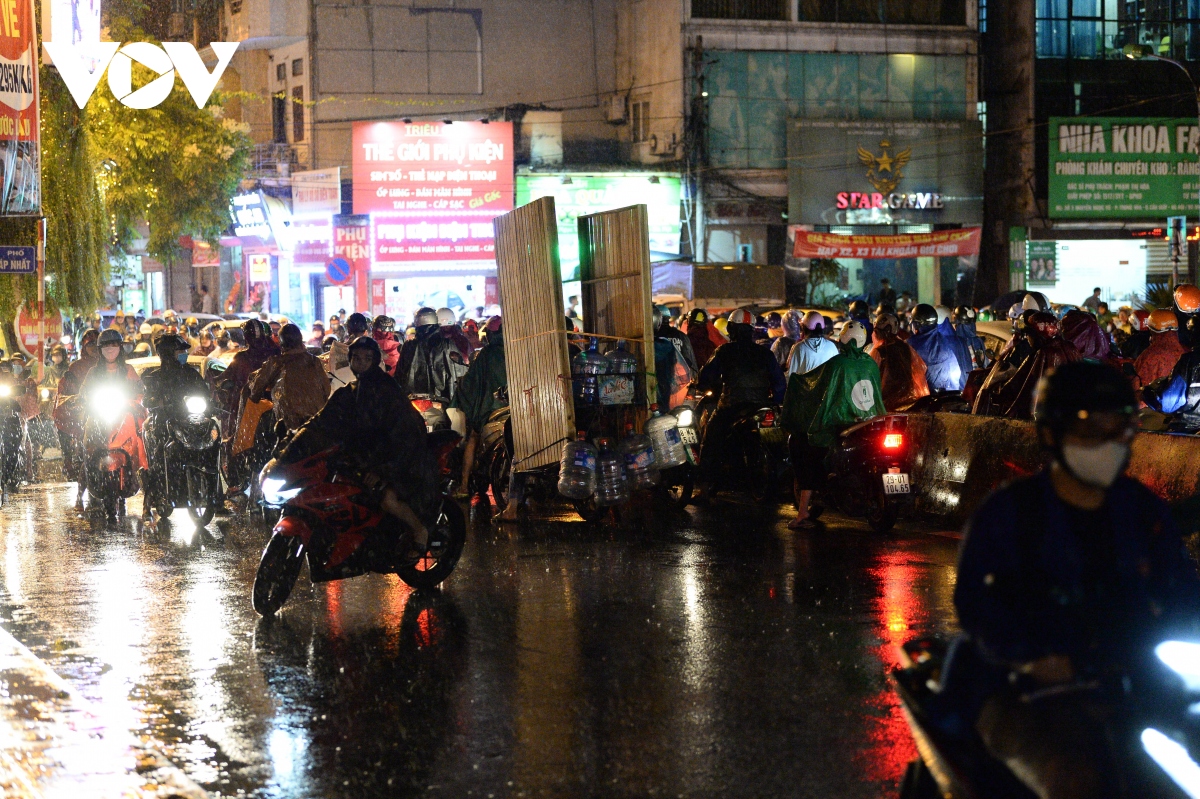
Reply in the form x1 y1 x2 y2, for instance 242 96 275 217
186 468 217 527
253 533 305 615
396 499 466 590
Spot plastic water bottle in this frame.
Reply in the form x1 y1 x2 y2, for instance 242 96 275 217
644 407 686 470
557 432 598 499
593 438 629 506
606 340 639 375
572 338 608 404
618 423 659 488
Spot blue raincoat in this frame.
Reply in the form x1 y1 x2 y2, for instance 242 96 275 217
909 318 973 393
954 321 989 371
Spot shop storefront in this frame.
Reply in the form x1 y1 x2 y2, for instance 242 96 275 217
1026 116 1200 306
230 189 294 315
787 119 984 306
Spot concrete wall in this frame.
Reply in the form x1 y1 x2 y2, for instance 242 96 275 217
309 0 620 171
615 0 686 164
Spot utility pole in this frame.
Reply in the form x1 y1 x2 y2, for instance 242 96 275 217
686 35 708 263
977 0 1036 306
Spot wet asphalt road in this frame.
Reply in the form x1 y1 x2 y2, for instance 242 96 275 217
0 479 961 798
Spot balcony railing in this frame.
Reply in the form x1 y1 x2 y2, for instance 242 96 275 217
249 143 299 177
692 0 790 21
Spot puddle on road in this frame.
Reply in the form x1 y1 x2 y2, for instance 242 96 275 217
0 482 960 798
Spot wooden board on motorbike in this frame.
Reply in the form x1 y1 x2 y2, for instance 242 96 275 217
577 204 656 433
493 197 577 472
234 398 273 455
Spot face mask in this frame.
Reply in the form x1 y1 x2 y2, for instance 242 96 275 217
1062 441 1130 488
11 365 21 376
176 352 189 364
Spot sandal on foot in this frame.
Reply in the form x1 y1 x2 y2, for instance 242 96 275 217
788 516 817 530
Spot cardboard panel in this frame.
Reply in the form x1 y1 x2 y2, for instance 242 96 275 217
493 198 576 471
577 204 657 424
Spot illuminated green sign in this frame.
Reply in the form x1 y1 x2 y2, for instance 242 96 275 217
516 173 683 281
1048 117 1200 218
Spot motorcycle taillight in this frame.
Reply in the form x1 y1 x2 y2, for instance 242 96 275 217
882 433 904 450
761 410 776 428
412 399 433 412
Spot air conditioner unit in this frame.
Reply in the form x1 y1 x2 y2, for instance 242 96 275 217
606 94 627 125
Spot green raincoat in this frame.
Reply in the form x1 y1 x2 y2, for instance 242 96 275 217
451 333 507 431
781 341 884 447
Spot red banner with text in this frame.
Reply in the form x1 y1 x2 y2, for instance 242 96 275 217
793 227 982 259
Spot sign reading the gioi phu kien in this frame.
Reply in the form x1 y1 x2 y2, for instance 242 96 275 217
1048 117 1200 218
0 0 38 214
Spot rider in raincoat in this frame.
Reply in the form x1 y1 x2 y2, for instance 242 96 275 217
907 305 973 393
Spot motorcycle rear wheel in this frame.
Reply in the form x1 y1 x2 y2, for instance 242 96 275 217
396 499 466 590
744 440 775 502
186 469 217 527
867 502 898 534
253 533 305 615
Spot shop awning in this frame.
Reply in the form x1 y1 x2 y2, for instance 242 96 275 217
793 227 982 259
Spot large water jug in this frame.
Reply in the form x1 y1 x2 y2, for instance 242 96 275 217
572 338 608 404
557 433 598 499
644 408 686 470
593 439 629 506
606 340 639 375
617 424 658 488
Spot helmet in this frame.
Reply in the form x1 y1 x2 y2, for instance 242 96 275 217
154 333 189 358
345 312 370 335
80 328 100 348
414 307 439 327
97 329 123 349
847 299 869 318
185 316 198 329
1129 309 1150 332
139 322 153 336
912 304 939 333
49 344 67 360
163 309 177 320
652 305 667 329
372 315 395 333
727 308 754 326
1008 302 1025 322
348 334 382 368
484 316 502 333
839 320 868 349
1026 310 1060 341
713 317 729 336
241 318 269 346
436 308 456 326
873 302 895 319
875 312 901 337
935 305 951 324
688 308 708 325
1021 294 1041 312
1148 308 1179 332
765 312 782 329
801 310 825 332
1033 360 1136 438
1175 284 1200 314
952 305 975 324
322 335 338 353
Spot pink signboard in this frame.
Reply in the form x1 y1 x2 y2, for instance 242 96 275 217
352 120 514 262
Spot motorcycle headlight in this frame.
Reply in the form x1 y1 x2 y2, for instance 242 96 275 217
185 396 207 415
90 387 125 423
1157 641 1200 692
262 476 300 506
1142 728 1200 799
676 408 694 428
0 384 12 398
39 388 49 401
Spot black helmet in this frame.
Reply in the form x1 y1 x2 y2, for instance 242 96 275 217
155 333 190 359
687 308 708 325
652 305 668 330
952 305 975 324
1033 361 1136 439
348 334 382 368
873 302 895 319
413 307 439 327
241 318 268 346
372 315 395 333
322 334 338 353
97 328 123 349
847 300 869 318
912 303 939 333
346 312 370 335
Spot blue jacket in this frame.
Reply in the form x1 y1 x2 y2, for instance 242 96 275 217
909 319 973 392
955 471 1200 669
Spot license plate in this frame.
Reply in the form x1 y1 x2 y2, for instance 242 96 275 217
679 427 698 444
759 427 787 445
883 473 910 495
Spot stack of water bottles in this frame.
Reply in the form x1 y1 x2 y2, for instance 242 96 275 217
572 339 608 405
557 413 688 505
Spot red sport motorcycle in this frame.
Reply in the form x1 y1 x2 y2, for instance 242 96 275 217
252 428 467 616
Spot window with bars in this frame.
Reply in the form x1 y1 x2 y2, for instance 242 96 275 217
1037 0 1200 59
692 0 791 20
796 0 966 24
292 86 304 142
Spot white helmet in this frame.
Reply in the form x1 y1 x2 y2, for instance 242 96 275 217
1021 293 1041 311
935 305 951 324
839 320 867 349
436 307 456 326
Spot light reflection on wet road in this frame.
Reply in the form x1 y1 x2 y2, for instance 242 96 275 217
0 481 959 798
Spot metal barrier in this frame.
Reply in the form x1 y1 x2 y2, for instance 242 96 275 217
906 413 1200 529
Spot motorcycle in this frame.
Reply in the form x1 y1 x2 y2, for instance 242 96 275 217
251 429 468 616
656 387 705 508
821 413 914 534
144 392 222 526
83 384 144 520
894 636 1200 799
693 392 789 502
0 382 27 494
410 395 453 432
